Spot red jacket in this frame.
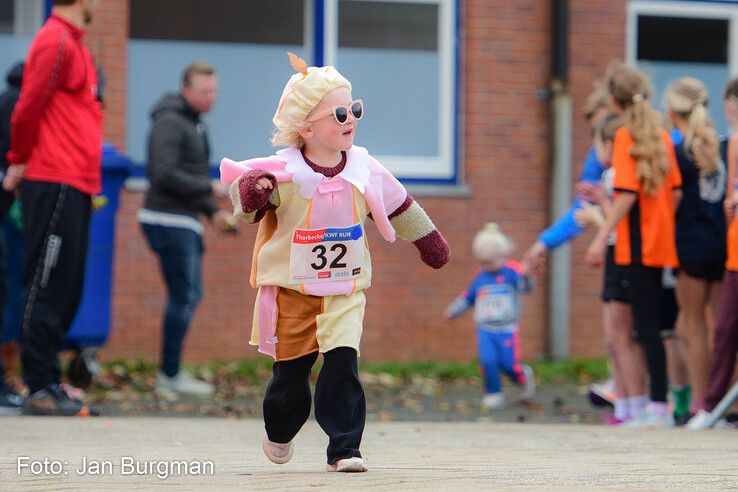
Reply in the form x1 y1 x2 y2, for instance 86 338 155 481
7 14 103 195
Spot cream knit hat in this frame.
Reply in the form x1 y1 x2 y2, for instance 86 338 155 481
273 52 352 131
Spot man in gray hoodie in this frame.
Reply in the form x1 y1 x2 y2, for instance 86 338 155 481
137 61 233 396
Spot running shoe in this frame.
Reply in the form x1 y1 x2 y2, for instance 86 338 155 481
625 408 674 428
156 371 214 396
588 378 616 407
0 384 23 416
326 457 367 472
22 384 95 417
521 365 536 399
481 392 506 410
262 435 294 464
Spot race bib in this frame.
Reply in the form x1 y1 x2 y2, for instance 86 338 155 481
474 286 516 324
289 223 365 285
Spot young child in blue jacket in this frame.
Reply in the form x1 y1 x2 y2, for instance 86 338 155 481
445 223 535 410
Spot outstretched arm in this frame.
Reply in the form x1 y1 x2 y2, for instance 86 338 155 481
445 295 471 319
388 196 451 269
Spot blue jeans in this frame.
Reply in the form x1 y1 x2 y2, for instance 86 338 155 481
142 224 203 377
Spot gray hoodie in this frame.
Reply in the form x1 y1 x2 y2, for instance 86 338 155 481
143 93 218 219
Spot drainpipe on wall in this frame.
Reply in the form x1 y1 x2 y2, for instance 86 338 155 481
548 0 572 359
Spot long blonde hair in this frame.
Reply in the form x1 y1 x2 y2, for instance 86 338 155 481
664 77 719 176
605 64 669 195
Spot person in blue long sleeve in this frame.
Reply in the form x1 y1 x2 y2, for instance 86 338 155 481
523 86 610 264
445 223 535 410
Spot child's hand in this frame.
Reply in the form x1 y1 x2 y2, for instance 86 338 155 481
415 230 451 269
520 259 532 277
574 202 604 229
585 234 607 267
236 170 277 213
522 240 547 271
255 177 274 191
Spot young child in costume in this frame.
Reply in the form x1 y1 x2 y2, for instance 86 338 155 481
219 53 450 472
444 223 534 410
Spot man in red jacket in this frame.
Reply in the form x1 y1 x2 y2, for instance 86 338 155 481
3 0 102 416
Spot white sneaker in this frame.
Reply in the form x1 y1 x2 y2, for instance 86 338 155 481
481 392 506 410
326 457 367 472
262 435 294 464
156 371 214 396
625 408 674 428
521 365 536 399
589 378 617 407
686 410 724 430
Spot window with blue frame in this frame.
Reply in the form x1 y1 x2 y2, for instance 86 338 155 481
127 0 459 185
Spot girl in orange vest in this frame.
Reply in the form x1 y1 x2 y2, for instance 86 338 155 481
586 63 682 428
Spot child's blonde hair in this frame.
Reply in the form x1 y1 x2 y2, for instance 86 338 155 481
605 63 669 196
664 77 719 176
472 223 513 262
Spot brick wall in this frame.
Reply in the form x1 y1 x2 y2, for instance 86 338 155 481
85 0 128 150
102 0 626 364
568 0 626 355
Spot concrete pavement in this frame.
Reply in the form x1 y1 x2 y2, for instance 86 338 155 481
0 417 736 491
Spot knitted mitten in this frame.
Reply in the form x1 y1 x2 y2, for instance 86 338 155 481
229 170 280 223
389 196 451 269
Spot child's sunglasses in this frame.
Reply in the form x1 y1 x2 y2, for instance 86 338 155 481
307 99 364 125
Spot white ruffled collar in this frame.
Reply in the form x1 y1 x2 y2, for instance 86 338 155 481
278 146 371 199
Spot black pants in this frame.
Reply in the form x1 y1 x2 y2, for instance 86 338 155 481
626 263 667 403
21 181 91 394
263 347 366 464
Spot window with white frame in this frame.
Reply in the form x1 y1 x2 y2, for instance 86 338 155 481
127 0 459 185
627 1 738 135
329 0 458 182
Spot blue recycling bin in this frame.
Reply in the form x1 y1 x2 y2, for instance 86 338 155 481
65 144 130 348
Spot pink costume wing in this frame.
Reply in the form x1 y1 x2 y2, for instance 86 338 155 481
220 156 293 185
364 157 408 243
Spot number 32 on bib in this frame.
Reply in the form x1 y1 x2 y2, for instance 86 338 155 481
289 223 366 284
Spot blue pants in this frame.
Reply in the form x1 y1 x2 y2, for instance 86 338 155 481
477 330 525 394
142 224 203 378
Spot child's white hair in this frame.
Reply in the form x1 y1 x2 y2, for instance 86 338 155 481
472 222 514 262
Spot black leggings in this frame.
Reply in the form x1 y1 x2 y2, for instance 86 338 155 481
625 263 667 403
263 347 365 464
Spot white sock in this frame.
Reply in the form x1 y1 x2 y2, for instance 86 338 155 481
628 395 648 417
614 399 629 420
